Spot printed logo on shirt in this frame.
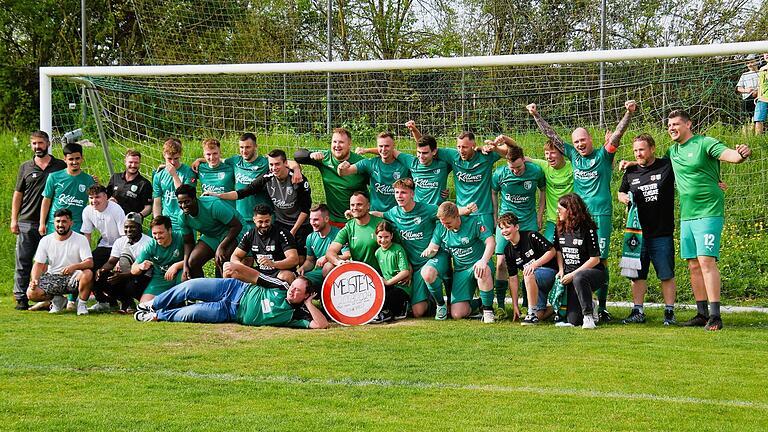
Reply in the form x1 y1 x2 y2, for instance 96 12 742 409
218 172 225 180
79 184 86 192
393 172 401 180
130 185 138 192
261 298 272 314
524 181 533 190
460 236 470 244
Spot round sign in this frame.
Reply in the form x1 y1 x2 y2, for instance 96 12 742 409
321 262 385 326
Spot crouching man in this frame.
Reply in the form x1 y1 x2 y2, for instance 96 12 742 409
26 209 94 315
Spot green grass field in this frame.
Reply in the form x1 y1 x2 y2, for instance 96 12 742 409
2 301 768 431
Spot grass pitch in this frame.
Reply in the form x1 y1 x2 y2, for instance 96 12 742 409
2 296 767 432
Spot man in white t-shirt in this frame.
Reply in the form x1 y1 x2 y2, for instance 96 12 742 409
95 212 152 313
26 208 93 315
81 184 126 312
736 54 761 134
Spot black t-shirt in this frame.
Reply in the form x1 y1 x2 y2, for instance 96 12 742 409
237 225 298 275
555 227 605 274
619 158 675 238
107 171 153 215
237 170 311 228
503 230 558 273
14 157 67 222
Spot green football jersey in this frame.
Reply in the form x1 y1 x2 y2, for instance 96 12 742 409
375 243 412 297
436 148 500 215
236 285 310 328
42 170 95 233
198 162 235 208
135 230 185 276
564 144 615 217
396 153 451 205
333 215 382 271
492 162 545 231
306 150 367 223
666 135 728 220
152 164 197 227
354 157 411 212
226 156 271 225
305 226 341 260
431 215 493 271
180 196 245 240
383 201 439 268
530 159 573 223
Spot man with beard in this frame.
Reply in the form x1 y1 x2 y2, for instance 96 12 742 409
297 204 348 290
131 216 185 302
11 131 66 309
324 192 383 273
26 209 94 316
175 184 247 278
107 149 152 218
231 204 299 283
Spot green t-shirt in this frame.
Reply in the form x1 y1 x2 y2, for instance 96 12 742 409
236 285 310 328
666 135 728 220
135 230 185 277
226 156 271 225
305 226 341 260
492 162 545 231
180 196 245 240
305 150 367 223
375 243 412 297
530 159 574 223
383 201 439 268
152 164 197 227
436 148 500 215
42 170 95 233
354 157 411 212
564 144 615 217
199 162 235 208
396 153 452 205
333 215 383 272
431 215 493 271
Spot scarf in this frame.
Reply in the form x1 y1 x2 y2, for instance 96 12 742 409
619 192 643 278
548 276 567 321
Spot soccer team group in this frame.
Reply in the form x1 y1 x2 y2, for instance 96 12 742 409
11 101 752 331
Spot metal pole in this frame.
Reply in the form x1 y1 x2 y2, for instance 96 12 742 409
81 0 88 124
326 0 332 134
598 0 606 128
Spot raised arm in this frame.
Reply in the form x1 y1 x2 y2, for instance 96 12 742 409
405 120 423 141
607 100 637 149
526 103 565 154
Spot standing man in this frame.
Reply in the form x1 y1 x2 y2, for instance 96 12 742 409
324 192 383 273
231 204 299 283
617 134 677 325
228 133 271 230
526 141 573 242
398 121 452 206
339 131 411 212
666 109 751 330
210 149 312 263
40 142 95 235
11 131 66 309
81 184 127 312
152 138 197 230
197 138 235 207
107 149 152 218
736 54 760 134
755 53 768 134
527 100 637 321
294 128 367 227
297 204 346 290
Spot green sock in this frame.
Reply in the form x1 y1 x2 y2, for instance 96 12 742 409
428 279 445 306
479 289 495 310
597 267 609 311
67 293 76 302
494 280 508 308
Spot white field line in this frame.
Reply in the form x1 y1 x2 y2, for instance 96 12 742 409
5 364 768 410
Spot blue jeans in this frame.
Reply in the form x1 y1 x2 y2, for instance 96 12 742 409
154 278 248 323
634 236 675 281
532 267 557 312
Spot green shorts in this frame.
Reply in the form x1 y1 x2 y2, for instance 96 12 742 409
303 268 324 291
412 252 451 305
594 214 612 260
144 273 182 296
451 262 494 303
680 217 723 260
495 225 508 255
543 221 556 242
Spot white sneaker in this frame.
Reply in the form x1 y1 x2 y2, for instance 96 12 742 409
88 302 113 313
582 315 596 329
76 300 89 316
66 300 76 311
555 321 574 327
482 309 495 324
49 296 67 313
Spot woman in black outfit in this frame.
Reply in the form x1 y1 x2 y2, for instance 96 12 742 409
554 193 605 329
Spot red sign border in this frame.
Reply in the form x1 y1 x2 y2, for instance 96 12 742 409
321 262 385 326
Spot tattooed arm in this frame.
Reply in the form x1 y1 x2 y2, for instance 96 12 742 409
526 103 566 155
607 100 637 149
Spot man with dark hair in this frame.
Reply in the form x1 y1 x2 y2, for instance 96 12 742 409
27 209 94 315
152 138 197 230
209 148 312 263
297 204 348 289
399 121 453 205
11 131 66 309
231 204 299 282
175 184 247 278
40 142 95 236
665 109 751 330
81 184 127 312
131 215 185 302
133 269 328 329
618 134 677 325
294 128 368 227
325 192 382 273
222 133 271 230
107 149 152 217
338 131 410 212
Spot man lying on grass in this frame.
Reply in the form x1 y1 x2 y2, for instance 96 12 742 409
133 261 328 329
